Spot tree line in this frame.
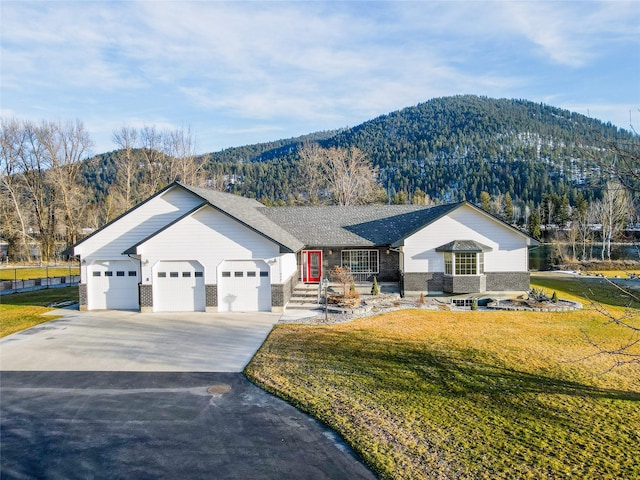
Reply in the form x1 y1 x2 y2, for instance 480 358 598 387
2 95 638 261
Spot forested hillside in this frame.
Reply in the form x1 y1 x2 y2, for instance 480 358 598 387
87 96 628 209
3 96 637 260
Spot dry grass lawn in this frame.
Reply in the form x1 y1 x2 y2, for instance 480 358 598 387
246 279 640 479
0 287 78 337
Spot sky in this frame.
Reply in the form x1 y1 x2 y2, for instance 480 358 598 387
2 0 639 156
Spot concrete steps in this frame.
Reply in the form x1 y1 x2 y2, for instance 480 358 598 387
286 284 322 310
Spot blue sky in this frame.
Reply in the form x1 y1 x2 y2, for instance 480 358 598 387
2 1 639 155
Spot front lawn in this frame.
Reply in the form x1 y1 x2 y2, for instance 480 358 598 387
246 280 640 478
0 287 78 337
0 266 80 281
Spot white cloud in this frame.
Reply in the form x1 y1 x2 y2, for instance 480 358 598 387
2 0 638 153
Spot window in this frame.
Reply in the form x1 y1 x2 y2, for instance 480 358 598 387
341 250 379 274
92 271 101 277
158 272 167 278
116 271 125 277
170 272 179 278
222 272 231 278
194 271 203 278
104 271 113 277
444 252 453 275
455 253 477 275
128 271 137 277
260 271 269 277
247 271 256 277
444 252 484 276
182 272 191 277
234 272 243 277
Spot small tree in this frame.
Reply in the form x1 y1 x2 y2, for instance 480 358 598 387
330 265 354 296
371 276 380 295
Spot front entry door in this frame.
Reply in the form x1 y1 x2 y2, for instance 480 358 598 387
304 250 322 283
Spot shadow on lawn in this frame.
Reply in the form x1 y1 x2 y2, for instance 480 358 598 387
312 331 640 403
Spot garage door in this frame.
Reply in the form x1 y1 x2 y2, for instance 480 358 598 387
153 261 205 312
217 260 271 312
88 260 140 310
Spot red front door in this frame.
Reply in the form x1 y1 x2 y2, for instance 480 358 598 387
305 250 322 283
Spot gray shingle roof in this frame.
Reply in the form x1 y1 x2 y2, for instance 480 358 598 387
259 203 463 247
178 183 304 252
435 240 493 252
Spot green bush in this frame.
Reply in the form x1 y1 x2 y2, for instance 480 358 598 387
371 276 380 295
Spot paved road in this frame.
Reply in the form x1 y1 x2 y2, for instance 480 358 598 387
0 310 376 479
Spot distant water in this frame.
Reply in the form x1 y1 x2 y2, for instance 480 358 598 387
530 244 640 271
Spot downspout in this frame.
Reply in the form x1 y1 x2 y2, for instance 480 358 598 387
127 253 142 308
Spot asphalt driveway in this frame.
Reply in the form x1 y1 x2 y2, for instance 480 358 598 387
0 309 376 479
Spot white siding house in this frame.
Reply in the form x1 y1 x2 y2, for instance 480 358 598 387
67 183 537 313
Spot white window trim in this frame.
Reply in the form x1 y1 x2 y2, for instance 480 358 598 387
444 252 484 276
341 249 380 275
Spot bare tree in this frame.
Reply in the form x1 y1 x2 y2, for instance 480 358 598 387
112 126 140 211
297 142 328 204
585 129 640 368
592 181 632 261
164 126 205 186
40 120 93 246
296 144 382 206
0 118 33 260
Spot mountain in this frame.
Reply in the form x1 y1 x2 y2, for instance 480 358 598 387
85 95 632 208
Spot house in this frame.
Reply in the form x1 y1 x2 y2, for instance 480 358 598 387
66 182 538 313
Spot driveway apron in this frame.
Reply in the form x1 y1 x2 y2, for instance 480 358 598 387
0 310 376 479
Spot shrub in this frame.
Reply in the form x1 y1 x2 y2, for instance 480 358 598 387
330 265 354 296
371 276 380 296
471 298 478 310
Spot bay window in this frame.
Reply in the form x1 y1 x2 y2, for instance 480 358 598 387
437 240 490 276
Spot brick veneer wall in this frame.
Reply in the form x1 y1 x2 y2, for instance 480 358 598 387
485 272 530 291
404 272 530 294
271 272 299 307
205 284 217 308
140 284 153 309
314 246 399 282
79 283 87 311
444 274 486 293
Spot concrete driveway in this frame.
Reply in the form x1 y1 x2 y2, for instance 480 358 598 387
1 308 376 479
0 309 279 371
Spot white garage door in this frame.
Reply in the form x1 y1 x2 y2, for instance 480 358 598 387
153 261 205 312
88 260 140 310
217 260 271 312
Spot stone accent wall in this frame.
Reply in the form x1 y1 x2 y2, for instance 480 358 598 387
79 283 88 311
205 284 217 308
485 272 530 291
444 275 486 294
271 273 298 308
139 284 153 309
403 272 445 294
404 271 530 295
315 246 400 282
